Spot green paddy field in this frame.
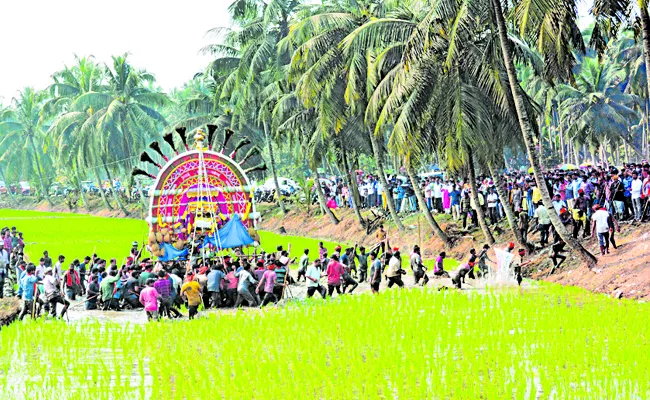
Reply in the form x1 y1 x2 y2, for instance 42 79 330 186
0 209 648 399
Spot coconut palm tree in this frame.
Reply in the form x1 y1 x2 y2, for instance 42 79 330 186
66 54 168 215
492 0 598 265
557 55 641 162
0 88 54 204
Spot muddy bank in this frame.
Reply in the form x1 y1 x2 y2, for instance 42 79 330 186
0 197 139 218
0 298 22 326
533 225 650 300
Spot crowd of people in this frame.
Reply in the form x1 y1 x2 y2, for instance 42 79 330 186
322 163 650 255
8 220 518 323
8 162 649 322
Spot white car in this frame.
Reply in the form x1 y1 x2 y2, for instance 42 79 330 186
261 177 299 194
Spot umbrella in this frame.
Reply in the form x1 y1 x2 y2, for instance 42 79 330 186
579 162 592 169
527 167 534 173
559 164 577 171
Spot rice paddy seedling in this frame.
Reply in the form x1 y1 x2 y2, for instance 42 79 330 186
1 283 648 399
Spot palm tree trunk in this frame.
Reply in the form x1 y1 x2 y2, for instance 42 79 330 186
368 130 404 231
94 168 113 210
340 141 365 228
75 169 90 211
488 162 527 249
313 167 339 225
466 151 495 245
559 120 567 164
538 116 545 169
0 166 18 205
103 162 129 216
491 0 597 266
406 163 451 247
29 137 52 205
640 3 650 122
263 122 287 215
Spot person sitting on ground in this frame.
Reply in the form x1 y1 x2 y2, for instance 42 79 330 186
410 246 428 286
139 278 160 321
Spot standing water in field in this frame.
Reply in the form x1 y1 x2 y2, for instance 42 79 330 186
470 247 519 288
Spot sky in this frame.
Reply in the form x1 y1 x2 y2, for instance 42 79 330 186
0 0 232 102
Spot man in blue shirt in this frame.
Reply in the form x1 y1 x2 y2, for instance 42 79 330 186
623 171 633 220
207 265 226 308
18 264 41 320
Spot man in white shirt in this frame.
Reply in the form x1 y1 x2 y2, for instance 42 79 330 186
591 205 617 255
366 178 376 208
433 179 443 212
486 188 499 225
552 194 567 215
305 259 326 298
533 202 551 246
0 244 8 266
631 172 643 221
54 255 65 280
35 258 45 280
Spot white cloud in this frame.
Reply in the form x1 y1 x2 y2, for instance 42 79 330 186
0 0 232 102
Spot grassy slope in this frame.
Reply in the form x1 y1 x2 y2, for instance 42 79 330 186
0 209 346 264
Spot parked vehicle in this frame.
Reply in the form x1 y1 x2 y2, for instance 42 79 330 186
81 181 100 195
260 177 299 194
19 182 31 196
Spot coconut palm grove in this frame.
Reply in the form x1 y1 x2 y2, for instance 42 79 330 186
2 0 650 399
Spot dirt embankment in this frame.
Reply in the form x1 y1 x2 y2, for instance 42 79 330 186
0 197 140 218
0 298 23 326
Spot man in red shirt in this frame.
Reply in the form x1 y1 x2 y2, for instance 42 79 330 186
325 254 344 298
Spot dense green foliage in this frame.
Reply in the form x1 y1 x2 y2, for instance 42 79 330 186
2 283 649 398
0 0 648 201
